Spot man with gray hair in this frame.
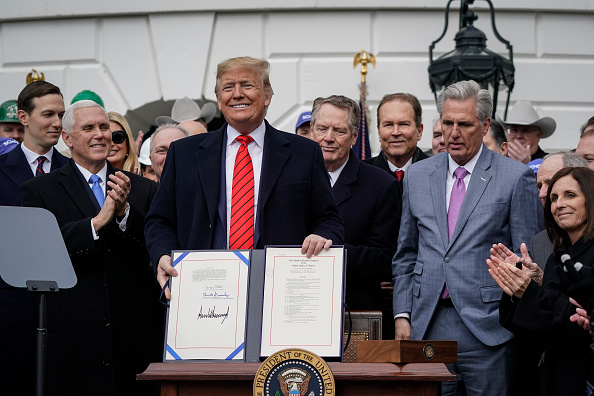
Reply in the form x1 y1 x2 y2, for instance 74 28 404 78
21 100 161 395
392 80 542 395
576 118 594 170
149 123 189 182
310 95 401 338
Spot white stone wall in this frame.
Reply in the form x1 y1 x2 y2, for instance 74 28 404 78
1 2 593 154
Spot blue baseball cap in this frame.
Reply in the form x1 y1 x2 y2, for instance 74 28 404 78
0 138 18 155
295 111 312 132
527 158 542 174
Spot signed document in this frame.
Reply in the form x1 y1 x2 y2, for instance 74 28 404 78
165 250 250 360
260 247 345 358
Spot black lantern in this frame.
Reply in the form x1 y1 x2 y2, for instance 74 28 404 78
428 0 514 118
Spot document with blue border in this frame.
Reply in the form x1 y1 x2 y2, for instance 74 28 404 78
165 250 250 361
260 246 345 358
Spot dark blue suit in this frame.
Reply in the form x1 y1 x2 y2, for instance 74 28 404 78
0 144 68 394
333 150 401 339
333 150 401 310
145 121 344 266
0 144 68 206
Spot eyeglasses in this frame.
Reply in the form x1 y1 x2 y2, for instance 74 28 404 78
112 130 127 144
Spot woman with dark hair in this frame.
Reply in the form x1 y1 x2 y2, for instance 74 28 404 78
487 167 594 396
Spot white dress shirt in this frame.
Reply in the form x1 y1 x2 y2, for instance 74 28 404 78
21 143 53 175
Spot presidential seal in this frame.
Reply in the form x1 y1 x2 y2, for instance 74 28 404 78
423 343 436 360
253 349 335 396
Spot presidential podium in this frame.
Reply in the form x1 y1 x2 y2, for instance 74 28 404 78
138 361 457 396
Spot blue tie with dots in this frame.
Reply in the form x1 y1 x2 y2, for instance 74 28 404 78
89 175 105 208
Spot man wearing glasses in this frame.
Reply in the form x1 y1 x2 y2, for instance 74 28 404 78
496 101 556 164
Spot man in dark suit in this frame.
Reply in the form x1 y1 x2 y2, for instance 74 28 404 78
364 93 428 184
0 81 68 206
393 81 543 395
21 100 160 395
0 81 69 395
310 95 401 339
145 56 344 299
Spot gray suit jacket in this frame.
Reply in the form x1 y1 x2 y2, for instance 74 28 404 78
392 147 543 346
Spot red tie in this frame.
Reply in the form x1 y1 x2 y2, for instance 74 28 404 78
229 135 255 249
395 170 404 181
35 156 47 177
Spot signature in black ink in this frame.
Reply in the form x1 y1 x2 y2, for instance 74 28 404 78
197 305 230 324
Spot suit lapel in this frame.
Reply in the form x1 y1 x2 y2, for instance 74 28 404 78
430 155 450 250
59 160 100 218
332 150 357 206
448 147 492 248
258 123 290 213
3 145 34 187
196 129 224 225
50 148 69 170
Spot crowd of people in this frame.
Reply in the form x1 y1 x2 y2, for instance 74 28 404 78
1 56 594 396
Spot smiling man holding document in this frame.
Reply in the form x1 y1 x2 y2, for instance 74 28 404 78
145 56 344 299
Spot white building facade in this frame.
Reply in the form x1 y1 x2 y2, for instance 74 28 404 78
1 1 593 154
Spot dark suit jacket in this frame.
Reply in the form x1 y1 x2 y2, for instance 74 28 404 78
364 147 429 190
333 150 401 311
20 159 161 396
0 144 68 206
145 121 344 265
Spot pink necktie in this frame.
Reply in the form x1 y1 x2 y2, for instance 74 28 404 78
442 166 468 299
447 167 468 241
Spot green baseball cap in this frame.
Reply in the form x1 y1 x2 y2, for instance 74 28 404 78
71 90 105 108
0 100 19 123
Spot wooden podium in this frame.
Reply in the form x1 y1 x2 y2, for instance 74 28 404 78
138 361 457 396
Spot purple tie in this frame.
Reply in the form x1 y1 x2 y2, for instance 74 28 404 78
442 166 469 299
447 166 468 241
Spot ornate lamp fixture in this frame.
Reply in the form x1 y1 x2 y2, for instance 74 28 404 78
428 0 514 118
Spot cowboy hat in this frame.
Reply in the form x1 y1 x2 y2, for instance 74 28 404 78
496 101 556 139
155 97 217 126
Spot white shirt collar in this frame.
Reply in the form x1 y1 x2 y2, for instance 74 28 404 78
226 121 266 149
447 145 483 176
328 157 349 187
21 143 54 165
387 156 413 173
75 161 108 186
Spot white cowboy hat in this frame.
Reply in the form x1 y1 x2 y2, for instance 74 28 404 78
155 97 217 126
496 101 556 139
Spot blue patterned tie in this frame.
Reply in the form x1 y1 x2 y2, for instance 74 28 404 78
35 156 47 176
89 175 105 208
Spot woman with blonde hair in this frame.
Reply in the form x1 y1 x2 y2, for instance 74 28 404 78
108 111 140 174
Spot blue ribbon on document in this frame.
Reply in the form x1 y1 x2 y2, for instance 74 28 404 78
172 252 190 267
166 344 182 360
234 251 249 266
226 342 245 360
